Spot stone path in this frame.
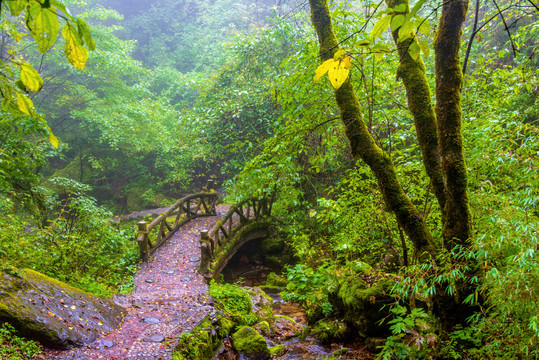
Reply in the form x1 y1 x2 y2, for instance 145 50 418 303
42 207 228 360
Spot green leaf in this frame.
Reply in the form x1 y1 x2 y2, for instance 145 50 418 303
409 0 427 18
20 62 43 92
354 39 371 47
371 14 391 39
50 0 74 20
26 1 60 53
333 49 347 60
7 0 28 16
394 3 407 12
17 92 34 115
418 38 430 57
372 43 392 53
416 18 431 35
391 14 405 31
76 18 95 51
398 20 415 42
62 23 89 70
408 41 421 61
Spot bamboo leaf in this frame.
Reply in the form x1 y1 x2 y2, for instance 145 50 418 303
20 62 43 92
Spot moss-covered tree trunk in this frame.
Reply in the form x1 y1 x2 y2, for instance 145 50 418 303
308 0 476 330
308 0 436 259
434 0 473 248
386 0 446 215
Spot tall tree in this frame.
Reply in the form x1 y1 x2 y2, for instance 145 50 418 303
308 0 473 327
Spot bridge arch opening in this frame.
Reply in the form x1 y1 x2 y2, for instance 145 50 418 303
221 236 289 286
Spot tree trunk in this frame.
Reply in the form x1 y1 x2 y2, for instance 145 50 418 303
386 0 446 215
308 0 436 259
435 0 473 248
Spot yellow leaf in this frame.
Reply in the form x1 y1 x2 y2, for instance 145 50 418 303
62 24 89 70
48 129 59 149
17 93 33 115
314 58 335 83
408 41 421 61
328 56 352 90
20 62 43 92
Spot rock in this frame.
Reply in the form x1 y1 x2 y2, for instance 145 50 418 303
145 279 155 283
142 317 160 324
239 255 250 265
232 326 270 359
181 277 191 282
96 340 114 349
265 272 287 287
190 256 200 262
0 268 125 349
269 344 288 357
143 334 164 342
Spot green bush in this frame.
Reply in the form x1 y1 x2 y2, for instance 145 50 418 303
0 323 42 360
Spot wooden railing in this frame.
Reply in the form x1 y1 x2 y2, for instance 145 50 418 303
137 191 218 262
199 194 274 275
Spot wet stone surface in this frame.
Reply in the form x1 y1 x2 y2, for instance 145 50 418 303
41 206 229 360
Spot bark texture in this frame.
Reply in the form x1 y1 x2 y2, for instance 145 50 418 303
386 0 446 214
434 0 472 247
309 0 436 258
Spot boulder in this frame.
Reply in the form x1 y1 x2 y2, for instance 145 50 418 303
0 268 125 349
232 326 270 359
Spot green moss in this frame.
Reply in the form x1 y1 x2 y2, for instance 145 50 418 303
264 255 282 268
269 344 287 356
310 319 348 344
216 317 234 338
260 237 284 254
256 321 271 336
265 272 287 287
332 347 348 356
275 315 296 324
232 326 269 357
173 317 216 360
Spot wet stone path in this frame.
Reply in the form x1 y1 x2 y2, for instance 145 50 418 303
42 207 228 360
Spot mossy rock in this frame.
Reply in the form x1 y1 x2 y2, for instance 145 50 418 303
260 237 285 254
265 272 287 287
246 287 274 327
329 274 396 338
255 320 271 337
269 344 287 356
0 268 125 349
232 326 270 358
264 255 283 268
310 319 348 344
173 317 217 360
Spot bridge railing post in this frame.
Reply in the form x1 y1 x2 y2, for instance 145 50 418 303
138 221 149 262
199 230 211 274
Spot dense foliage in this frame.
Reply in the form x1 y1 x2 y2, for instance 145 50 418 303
0 0 537 358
